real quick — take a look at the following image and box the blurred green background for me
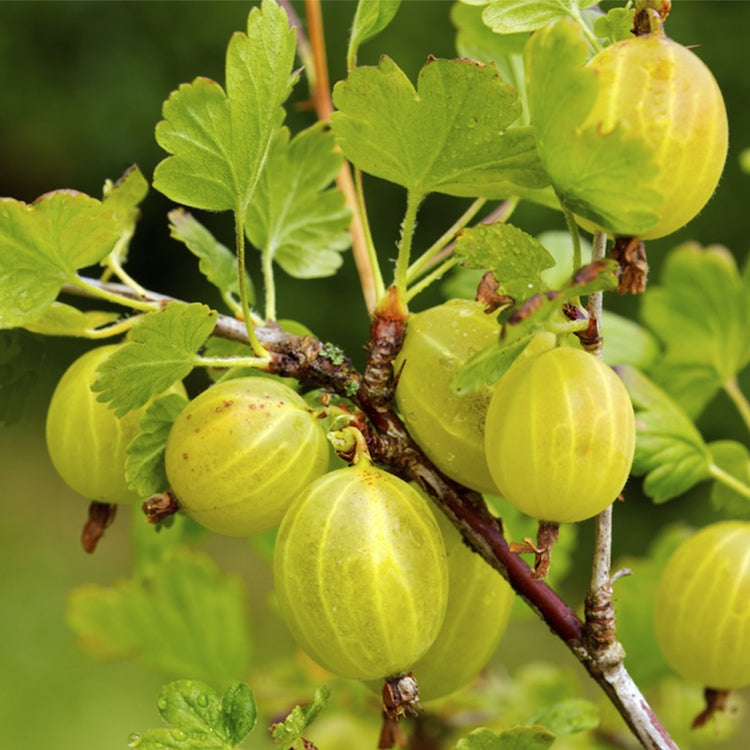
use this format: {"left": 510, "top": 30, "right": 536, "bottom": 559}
{"left": 1, "top": 1, "right": 749, "bottom": 748}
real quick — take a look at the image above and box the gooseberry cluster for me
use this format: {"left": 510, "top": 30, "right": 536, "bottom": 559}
{"left": 44, "top": 341, "right": 515, "bottom": 698}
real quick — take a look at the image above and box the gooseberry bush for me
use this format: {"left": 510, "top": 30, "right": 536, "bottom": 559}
{"left": 1, "top": 1, "right": 750, "bottom": 749}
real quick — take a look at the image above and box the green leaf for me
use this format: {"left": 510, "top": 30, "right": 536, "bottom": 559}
{"left": 168, "top": 208, "right": 252, "bottom": 303}
{"left": 271, "top": 685, "right": 330, "bottom": 746}
{"left": 525, "top": 19, "right": 661, "bottom": 235}
{"left": 221, "top": 683, "right": 258, "bottom": 746}
{"left": 641, "top": 243, "right": 750, "bottom": 419}
{"left": 126, "top": 393, "right": 190, "bottom": 497}
{"left": 536, "top": 230, "right": 591, "bottom": 289}
{"left": 454, "top": 222, "right": 555, "bottom": 300}
{"left": 452, "top": 335, "right": 532, "bottom": 396}
{"left": 613, "top": 525, "right": 689, "bottom": 686}
{"left": 709, "top": 440, "right": 750, "bottom": 519}
{"left": 451, "top": 2, "right": 529, "bottom": 87}
{"left": 331, "top": 56, "right": 548, "bottom": 198}
{"left": 0, "top": 329, "right": 44, "bottom": 425}
{"left": 0, "top": 190, "right": 120, "bottom": 328}
{"left": 22, "top": 302, "right": 120, "bottom": 337}
{"left": 452, "top": 260, "right": 618, "bottom": 393}
{"left": 526, "top": 698, "right": 599, "bottom": 735}
{"left": 67, "top": 547, "right": 251, "bottom": 684}
{"left": 92, "top": 302, "right": 216, "bottom": 416}
{"left": 129, "top": 680, "right": 256, "bottom": 750}
{"left": 153, "top": 0, "right": 298, "bottom": 213}
{"left": 481, "top": 0, "right": 599, "bottom": 35}
{"left": 600, "top": 310, "right": 660, "bottom": 370}
{"left": 348, "top": 0, "right": 402, "bottom": 64}
{"left": 131, "top": 503, "right": 208, "bottom": 582}
{"left": 454, "top": 725, "right": 555, "bottom": 750}
{"left": 617, "top": 366, "right": 712, "bottom": 503}
{"left": 103, "top": 164, "right": 149, "bottom": 236}
{"left": 245, "top": 123, "right": 351, "bottom": 279}
{"left": 593, "top": 6, "right": 636, "bottom": 44}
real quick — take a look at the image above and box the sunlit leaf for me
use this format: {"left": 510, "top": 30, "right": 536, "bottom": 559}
{"left": 618, "top": 366, "right": 711, "bottom": 503}
{"left": 270, "top": 686, "right": 330, "bottom": 745}
{"left": 593, "top": 6, "right": 636, "bottom": 44}
{"left": 153, "top": 0, "right": 297, "bottom": 213}
{"left": 245, "top": 123, "right": 351, "bottom": 279}
{"left": 451, "top": 2, "right": 528, "bottom": 93}
{"left": 92, "top": 302, "right": 217, "bottom": 416}
{"left": 102, "top": 164, "right": 149, "bottom": 251}
{"left": 455, "top": 222, "right": 555, "bottom": 300}
{"left": 128, "top": 680, "right": 256, "bottom": 750}
{"left": 452, "top": 261, "right": 617, "bottom": 393}
{"left": 481, "top": 0, "right": 599, "bottom": 35}
{"left": 126, "top": 393, "right": 190, "bottom": 498}
{"left": 168, "top": 208, "right": 252, "bottom": 303}
{"left": 22, "top": 302, "right": 120, "bottom": 337}
{"left": 332, "top": 56, "right": 547, "bottom": 198}
{"left": 348, "top": 0, "right": 402, "bottom": 65}
{"left": 0, "top": 191, "right": 119, "bottom": 328}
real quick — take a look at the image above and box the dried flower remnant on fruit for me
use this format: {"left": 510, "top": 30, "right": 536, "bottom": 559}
{"left": 81, "top": 501, "right": 118, "bottom": 553}
{"left": 379, "top": 673, "right": 421, "bottom": 749}
{"left": 142, "top": 492, "right": 179, "bottom": 524}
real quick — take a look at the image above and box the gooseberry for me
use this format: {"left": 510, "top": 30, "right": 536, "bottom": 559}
{"left": 578, "top": 30, "right": 728, "bottom": 239}
{"left": 395, "top": 299, "right": 501, "bottom": 495}
{"left": 273, "top": 461, "right": 449, "bottom": 681}
{"left": 484, "top": 346, "right": 635, "bottom": 524}
{"left": 654, "top": 521, "right": 750, "bottom": 690}
{"left": 45, "top": 344, "right": 186, "bottom": 505}
{"left": 164, "top": 377, "right": 328, "bottom": 536}
{"left": 410, "top": 506, "right": 514, "bottom": 701}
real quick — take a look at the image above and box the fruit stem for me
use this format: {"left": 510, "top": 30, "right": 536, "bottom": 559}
{"left": 71, "top": 275, "right": 159, "bottom": 313}
{"left": 723, "top": 376, "right": 750, "bottom": 434}
{"left": 560, "top": 197, "right": 583, "bottom": 275}
{"left": 234, "top": 212, "right": 269, "bottom": 358}
{"left": 406, "top": 197, "right": 486, "bottom": 283}
{"left": 393, "top": 190, "right": 424, "bottom": 308}
{"left": 708, "top": 462, "right": 750, "bottom": 501}
{"left": 405, "top": 257, "right": 457, "bottom": 304}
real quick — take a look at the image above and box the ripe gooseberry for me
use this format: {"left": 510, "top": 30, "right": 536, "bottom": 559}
{"left": 409, "top": 505, "right": 514, "bottom": 701}
{"left": 654, "top": 521, "right": 750, "bottom": 690}
{"left": 577, "top": 29, "right": 728, "bottom": 239}
{"left": 273, "top": 461, "right": 449, "bottom": 681}
{"left": 484, "top": 345, "right": 635, "bottom": 524}
{"left": 164, "top": 377, "right": 328, "bottom": 536}
{"left": 395, "top": 299, "right": 502, "bottom": 495}
{"left": 45, "top": 345, "right": 186, "bottom": 505}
